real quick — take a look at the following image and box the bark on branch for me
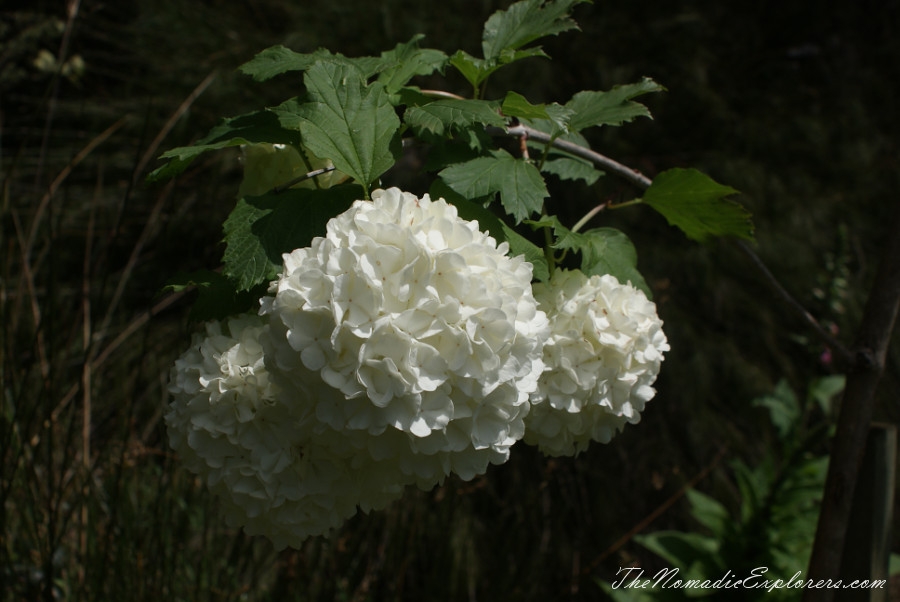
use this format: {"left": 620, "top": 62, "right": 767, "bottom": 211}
{"left": 803, "top": 203, "right": 900, "bottom": 602}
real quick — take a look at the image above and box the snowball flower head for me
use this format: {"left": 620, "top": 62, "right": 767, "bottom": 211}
{"left": 166, "top": 314, "right": 380, "bottom": 548}
{"left": 525, "top": 269, "right": 669, "bottom": 456}
{"left": 262, "top": 187, "right": 548, "bottom": 482}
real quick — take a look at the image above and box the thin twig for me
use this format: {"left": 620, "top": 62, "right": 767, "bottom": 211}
{"left": 52, "top": 288, "right": 187, "bottom": 422}
{"left": 92, "top": 179, "right": 175, "bottom": 347}
{"left": 734, "top": 240, "right": 853, "bottom": 365}
{"left": 570, "top": 203, "right": 607, "bottom": 233}
{"left": 27, "top": 116, "right": 130, "bottom": 254}
{"left": 133, "top": 71, "right": 219, "bottom": 184}
{"left": 491, "top": 122, "right": 852, "bottom": 367}
{"left": 490, "top": 123, "right": 653, "bottom": 189}
{"left": 272, "top": 166, "right": 337, "bottom": 193}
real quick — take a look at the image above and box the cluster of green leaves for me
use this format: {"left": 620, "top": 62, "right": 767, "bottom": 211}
{"left": 600, "top": 377, "right": 845, "bottom": 602}
{"left": 150, "top": 0, "right": 753, "bottom": 320}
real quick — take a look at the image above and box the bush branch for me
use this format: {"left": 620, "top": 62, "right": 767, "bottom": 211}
{"left": 493, "top": 122, "right": 850, "bottom": 363}
{"left": 803, "top": 204, "right": 900, "bottom": 601}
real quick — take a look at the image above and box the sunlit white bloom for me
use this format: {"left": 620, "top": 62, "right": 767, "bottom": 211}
{"left": 168, "top": 188, "right": 552, "bottom": 548}
{"left": 263, "top": 187, "right": 549, "bottom": 483}
{"left": 525, "top": 269, "right": 669, "bottom": 456}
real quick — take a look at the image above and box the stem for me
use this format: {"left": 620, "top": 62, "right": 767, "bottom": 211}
{"left": 570, "top": 203, "right": 606, "bottom": 234}
{"left": 606, "top": 198, "right": 644, "bottom": 210}
{"left": 272, "top": 167, "right": 337, "bottom": 193}
{"left": 488, "top": 122, "right": 850, "bottom": 364}
{"left": 489, "top": 123, "right": 653, "bottom": 190}
{"left": 491, "top": 112, "right": 893, "bottom": 593}
{"left": 734, "top": 241, "right": 852, "bottom": 365}
{"left": 419, "top": 89, "right": 467, "bottom": 100}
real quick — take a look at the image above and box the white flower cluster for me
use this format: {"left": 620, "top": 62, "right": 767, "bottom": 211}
{"left": 524, "top": 269, "right": 670, "bottom": 456}
{"left": 166, "top": 314, "right": 361, "bottom": 547}
{"left": 167, "top": 188, "right": 669, "bottom": 547}
{"left": 167, "top": 188, "right": 549, "bottom": 547}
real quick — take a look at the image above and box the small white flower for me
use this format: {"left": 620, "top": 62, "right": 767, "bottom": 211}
{"left": 525, "top": 269, "right": 669, "bottom": 456}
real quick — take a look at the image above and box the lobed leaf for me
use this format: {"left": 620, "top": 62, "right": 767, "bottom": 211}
{"left": 239, "top": 45, "right": 390, "bottom": 81}
{"left": 503, "top": 224, "right": 550, "bottom": 282}
{"left": 438, "top": 149, "right": 548, "bottom": 222}
{"left": 481, "top": 0, "right": 589, "bottom": 61}
{"left": 529, "top": 215, "right": 650, "bottom": 295}
{"left": 147, "top": 110, "right": 301, "bottom": 182}
{"left": 222, "top": 185, "right": 363, "bottom": 291}
{"left": 404, "top": 98, "right": 505, "bottom": 137}
{"left": 376, "top": 35, "right": 448, "bottom": 94}
{"left": 539, "top": 155, "right": 603, "bottom": 185}
{"left": 449, "top": 48, "right": 549, "bottom": 91}
{"left": 448, "top": 51, "right": 493, "bottom": 91}
{"left": 643, "top": 168, "right": 754, "bottom": 242}
{"left": 239, "top": 46, "right": 331, "bottom": 81}
{"left": 501, "top": 91, "right": 572, "bottom": 130}
{"left": 806, "top": 375, "right": 845, "bottom": 414}
{"left": 288, "top": 61, "right": 401, "bottom": 195}
{"left": 565, "top": 78, "right": 665, "bottom": 132}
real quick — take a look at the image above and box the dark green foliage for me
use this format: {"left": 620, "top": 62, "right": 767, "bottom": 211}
{"left": 601, "top": 378, "right": 843, "bottom": 601}
{"left": 221, "top": 186, "right": 362, "bottom": 291}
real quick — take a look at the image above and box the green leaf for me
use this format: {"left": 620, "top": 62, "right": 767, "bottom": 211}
{"left": 404, "top": 98, "right": 505, "bottom": 137}
{"left": 578, "top": 228, "right": 651, "bottom": 296}
{"left": 753, "top": 379, "right": 800, "bottom": 440}
{"left": 222, "top": 185, "right": 363, "bottom": 290}
{"left": 540, "top": 155, "right": 603, "bottom": 185}
{"left": 147, "top": 110, "right": 301, "bottom": 182}
{"left": 807, "top": 375, "right": 845, "bottom": 414}
{"left": 501, "top": 91, "right": 572, "bottom": 129}
{"left": 503, "top": 224, "right": 549, "bottom": 282}
{"left": 376, "top": 35, "right": 448, "bottom": 94}
{"left": 237, "top": 143, "right": 344, "bottom": 197}
{"left": 290, "top": 61, "right": 401, "bottom": 195}
{"left": 529, "top": 215, "right": 650, "bottom": 296}
{"left": 438, "top": 149, "right": 548, "bottom": 222}
{"left": 448, "top": 51, "right": 494, "bottom": 91}
{"left": 522, "top": 122, "right": 603, "bottom": 184}
{"left": 448, "top": 47, "right": 550, "bottom": 92}
{"left": 686, "top": 489, "right": 732, "bottom": 537}
{"left": 634, "top": 531, "right": 719, "bottom": 573}
{"left": 643, "top": 168, "right": 753, "bottom": 242}
{"left": 565, "top": 78, "right": 665, "bottom": 132}
{"left": 240, "top": 45, "right": 388, "bottom": 80}
{"left": 238, "top": 46, "right": 331, "bottom": 81}
{"left": 481, "top": 0, "right": 589, "bottom": 61}
{"left": 163, "top": 270, "right": 265, "bottom": 322}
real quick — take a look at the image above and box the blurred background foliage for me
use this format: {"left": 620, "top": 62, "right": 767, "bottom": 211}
{"left": 2, "top": 0, "right": 898, "bottom": 600}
